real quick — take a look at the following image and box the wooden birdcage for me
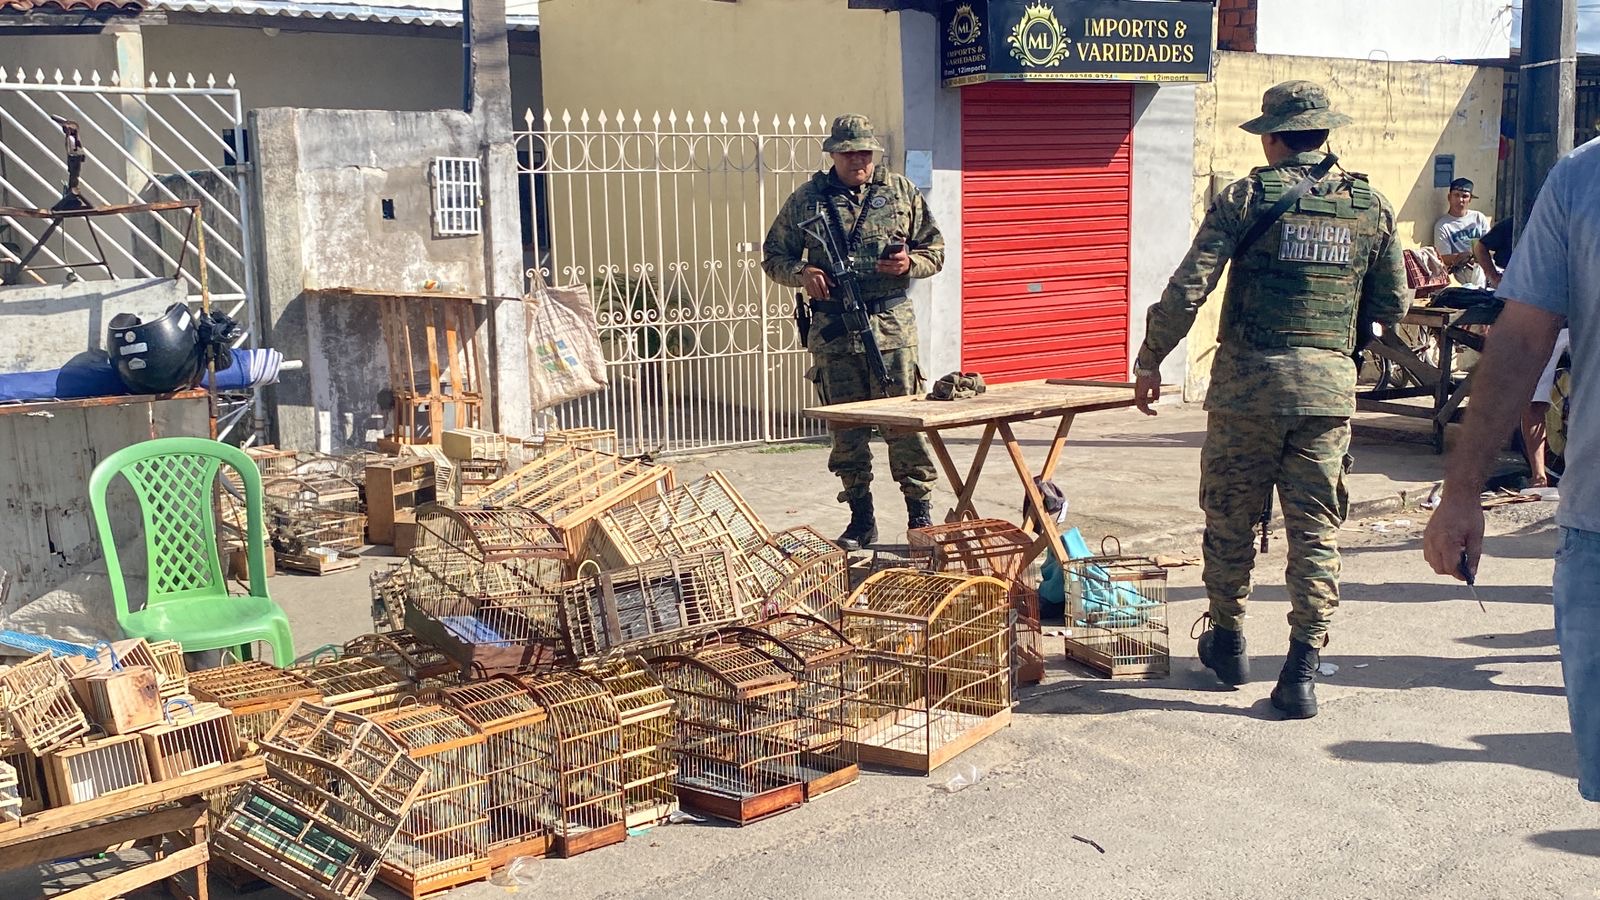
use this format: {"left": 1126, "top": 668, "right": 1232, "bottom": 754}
{"left": 43, "top": 732, "right": 153, "bottom": 804}
{"left": 293, "top": 656, "right": 415, "bottom": 716}
{"left": 1064, "top": 546, "right": 1170, "bottom": 679}
{"left": 188, "top": 660, "right": 323, "bottom": 741}
{"left": 765, "top": 526, "right": 850, "bottom": 623}
{"left": 647, "top": 642, "right": 805, "bottom": 825}
{"left": 512, "top": 671, "right": 626, "bottom": 857}
{"left": 265, "top": 475, "right": 368, "bottom": 572}
{"left": 405, "top": 544, "right": 568, "bottom": 676}
{"left": 1, "top": 743, "right": 48, "bottom": 814}
{"left": 586, "top": 472, "right": 772, "bottom": 570}
{"left": 63, "top": 637, "right": 190, "bottom": 706}
{"left": 562, "top": 551, "right": 745, "bottom": 660}
{"left": 215, "top": 701, "right": 428, "bottom": 900}
{"left": 148, "top": 639, "right": 189, "bottom": 701}
{"left": 0, "top": 759, "right": 21, "bottom": 826}
{"left": 709, "top": 614, "right": 861, "bottom": 800}
{"left": 909, "top": 518, "right": 1044, "bottom": 686}
{"left": 414, "top": 504, "right": 567, "bottom": 565}
{"left": 473, "top": 446, "right": 675, "bottom": 561}
{"left": 437, "top": 677, "right": 555, "bottom": 865}
{"left": 455, "top": 459, "right": 508, "bottom": 505}
{"left": 342, "top": 632, "right": 460, "bottom": 691}
{"left": 370, "top": 704, "right": 492, "bottom": 899}
{"left": 442, "top": 427, "right": 511, "bottom": 462}
{"left": 841, "top": 569, "right": 1011, "bottom": 774}
{"left": 372, "top": 562, "right": 410, "bottom": 632}
{"left": 140, "top": 698, "right": 240, "bottom": 780}
{"left": 0, "top": 652, "right": 90, "bottom": 754}
{"left": 583, "top": 655, "right": 677, "bottom": 828}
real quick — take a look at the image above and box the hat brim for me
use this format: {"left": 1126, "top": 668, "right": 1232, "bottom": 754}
{"left": 1239, "top": 109, "right": 1354, "bottom": 135}
{"left": 822, "top": 138, "right": 884, "bottom": 152}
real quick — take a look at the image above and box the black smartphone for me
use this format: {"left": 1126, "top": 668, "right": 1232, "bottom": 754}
{"left": 881, "top": 241, "right": 907, "bottom": 258}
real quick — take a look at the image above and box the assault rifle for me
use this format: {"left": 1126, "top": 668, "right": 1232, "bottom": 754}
{"left": 796, "top": 212, "right": 892, "bottom": 391}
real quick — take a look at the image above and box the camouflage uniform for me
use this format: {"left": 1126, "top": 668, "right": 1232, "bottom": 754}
{"left": 761, "top": 115, "right": 944, "bottom": 502}
{"left": 1135, "top": 83, "right": 1410, "bottom": 647}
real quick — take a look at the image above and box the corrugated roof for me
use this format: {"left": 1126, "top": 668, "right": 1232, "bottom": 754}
{"left": 0, "top": 0, "right": 144, "bottom": 13}
{"left": 145, "top": 0, "right": 538, "bottom": 29}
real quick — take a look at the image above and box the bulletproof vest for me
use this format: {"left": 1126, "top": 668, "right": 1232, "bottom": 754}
{"left": 1220, "top": 167, "right": 1381, "bottom": 352}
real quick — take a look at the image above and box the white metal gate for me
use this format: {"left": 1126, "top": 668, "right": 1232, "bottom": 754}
{"left": 0, "top": 67, "right": 260, "bottom": 439}
{"left": 518, "top": 109, "right": 832, "bottom": 455}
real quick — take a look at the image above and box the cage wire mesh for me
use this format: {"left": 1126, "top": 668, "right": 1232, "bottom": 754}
{"left": 43, "top": 732, "right": 153, "bottom": 804}
{"left": 764, "top": 526, "right": 850, "bottom": 623}
{"left": 263, "top": 475, "right": 367, "bottom": 559}
{"left": 369, "top": 703, "right": 492, "bottom": 898}
{"left": 437, "top": 677, "right": 556, "bottom": 862}
{"left": 561, "top": 551, "right": 745, "bottom": 661}
{"left": 513, "top": 670, "right": 627, "bottom": 857}
{"left": 581, "top": 655, "right": 677, "bottom": 828}
{"left": 646, "top": 642, "right": 805, "bottom": 824}
{"left": 0, "top": 743, "right": 47, "bottom": 814}
{"left": 841, "top": 569, "right": 1011, "bottom": 773}
{"left": 404, "top": 534, "right": 569, "bottom": 676}
{"left": 371, "top": 563, "right": 411, "bottom": 632}
{"left": 140, "top": 699, "right": 241, "bottom": 780}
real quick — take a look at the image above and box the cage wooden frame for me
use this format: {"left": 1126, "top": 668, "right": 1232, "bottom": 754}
{"left": 441, "top": 427, "right": 512, "bottom": 462}
{"left": 0, "top": 651, "right": 90, "bottom": 754}
{"left": 413, "top": 503, "right": 567, "bottom": 563}
{"left": 513, "top": 670, "right": 628, "bottom": 857}
{"left": 0, "top": 743, "right": 47, "bottom": 815}
{"left": 437, "top": 677, "right": 555, "bottom": 865}
{"left": 404, "top": 543, "right": 569, "bottom": 676}
{"left": 372, "top": 562, "right": 410, "bottom": 632}
{"left": 0, "top": 759, "right": 20, "bottom": 825}
{"left": 342, "top": 631, "right": 461, "bottom": 689}
{"left": 292, "top": 656, "right": 416, "bottom": 716}
{"left": 840, "top": 569, "right": 1012, "bottom": 774}
{"left": 42, "top": 731, "right": 154, "bottom": 805}
{"left": 764, "top": 526, "right": 851, "bottom": 623}
{"left": 585, "top": 471, "right": 772, "bottom": 570}
{"left": 1063, "top": 550, "right": 1170, "bottom": 679}
{"left": 708, "top": 613, "right": 861, "bottom": 800}
{"left": 561, "top": 550, "right": 745, "bottom": 661}
{"left": 188, "top": 660, "right": 323, "bottom": 742}
{"left": 366, "top": 457, "right": 438, "bottom": 546}
{"left": 214, "top": 701, "right": 428, "bottom": 900}
{"left": 646, "top": 642, "right": 805, "bottom": 825}
{"left": 908, "top": 518, "right": 1044, "bottom": 687}
{"left": 369, "top": 703, "right": 492, "bottom": 899}
{"left": 472, "top": 446, "right": 675, "bottom": 562}
{"left": 148, "top": 639, "right": 190, "bottom": 701}
{"left": 582, "top": 655, "right": 677, "bottom": 828}
{"left": 140, "top": 698, "right": 241, "bottom": 780}
{"left": 263, "top": 474, "right": 368, "bottom": 555}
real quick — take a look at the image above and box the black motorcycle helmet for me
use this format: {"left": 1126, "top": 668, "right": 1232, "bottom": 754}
{"left": 107, "top": 302, "right": 203, "bottom": 393}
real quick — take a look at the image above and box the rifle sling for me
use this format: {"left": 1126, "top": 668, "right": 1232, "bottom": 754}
{"left": 1232, "top": 153, "right": 1339, "bottom": 259}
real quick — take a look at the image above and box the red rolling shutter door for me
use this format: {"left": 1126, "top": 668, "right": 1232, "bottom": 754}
{"left": 960, "top": 82, "right": 1133, "bottom": 382}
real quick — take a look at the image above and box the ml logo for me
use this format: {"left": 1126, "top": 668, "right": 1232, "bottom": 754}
{"left": 1008, "top": 0, "right": 1071, "bottom": 67}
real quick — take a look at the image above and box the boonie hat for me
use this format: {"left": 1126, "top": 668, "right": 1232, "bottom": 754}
{"left": 822, "top": 114, "right": 885, "bottom": 153}
{"left": 1240, "top": 81, "right": 1353, "bottom": 134}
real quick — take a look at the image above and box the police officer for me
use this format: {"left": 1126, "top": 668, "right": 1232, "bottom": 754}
{"left": 1132, "top": 82, "right": 1409, "bottom": 718}
{"left": 762, "top": 114, "right": 944, "bottom": 549}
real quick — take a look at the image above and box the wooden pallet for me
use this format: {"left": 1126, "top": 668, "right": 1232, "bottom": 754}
{"left": 279, "top": 551, "right": 361, "bottom": 576}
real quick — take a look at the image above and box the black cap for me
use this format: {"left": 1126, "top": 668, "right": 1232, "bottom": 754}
{"left": 1449, "top": 178, "right": 1475, "bottom": 194}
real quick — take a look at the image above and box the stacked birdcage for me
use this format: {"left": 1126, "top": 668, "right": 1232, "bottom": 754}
{"left": 148, "top": 640, "right": 190, "bottom": 701}
{"left": 1, "top": 742, "right": 48, "bottom": 815}
{"left": 647, "top": 642, "right": 805, "bottom": 825}
{"left": 342, "top": 632, "right": 461, "bottom": 698}
{"left": 582, "top": 655, "right": 676, "bottom": 828}
{"left": 413, "top": 504, "right": 567, "bottom": 570}
{"left": 213, "top": 702, "right": 428, "bottom": 900}
{"left": 764, "top": 526, "right": 850, "bottom": 623}
{"left": 188, "top": 660, "right": 323, "bottom": 742}
{"left": 371, "top": 563, "right": 410, "bottom": 632}
{"left": 42, "top": 732, "right": 152, "bottom": 805}
{"left": 369, "top": 704, "right": 491, "bottom": 899}
{"left": 711, "top": 613, "right": 861, "bottom": 799}
{"left": 472, "top": 445, "right": 675, "bottom": 561}
{"left": 909, "top": 518, "right": 1044, "bottom": 686}
{"left": 514, "top": 671, "right": 627, "bottom": 857}
{"left": 841, "top": 569, "right": 1011, "bottom": 774}
{"left": 139, "top": 698, "right": 240, "bottom": 780}
{"left": 1063, "top": 540, "right": 1169, "bottom": 679}
{"left": 292, "top": 656, "right": 415, "bottom": 716}
{"left": 562, "top": 551, "right": 745, "bottom": 660}
{"left": 405, "top": 546, "right": 568, "bottom": 677}
{"left": 0, "top": 652, "right": 89, "bottom": 754}
{"left": 437, "top": 677, "right": 555, "bottom": 865}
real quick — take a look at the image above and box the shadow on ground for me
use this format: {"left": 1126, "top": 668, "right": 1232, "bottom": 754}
{"left": 1326, "top": 731, "right": 1577, "bottom": 779}
{"left": 1528, "top": 829, "right": 1600, "bottom": 858}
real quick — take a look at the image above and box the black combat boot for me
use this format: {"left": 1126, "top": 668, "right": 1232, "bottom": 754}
{"left": 1195, "top": 614, "right": 1250, "bottom": 687}
{"left": 837, "top": 492, "right": 878, "bottom": 550}
{"left": 1270, "top": 640, "right": 1321, "bottom": 719}
{"left": 906, "top": 497, "right": 933, "bottom": 532}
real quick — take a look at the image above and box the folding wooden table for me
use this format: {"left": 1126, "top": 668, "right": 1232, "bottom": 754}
{"left": 1357, "top": 304, "right": 1498, "bottom": 454}
{"left": 805, "top": 379, "right": 1138, "bottom": 569}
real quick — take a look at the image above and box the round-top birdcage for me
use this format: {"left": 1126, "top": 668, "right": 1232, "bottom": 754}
{"left": 413, "top": 504, "right": 566, "bottom": 568}
{"left": 512, "top": 670, "right": 627, "bottom": 857}
{"left": 581, "top": 654, "right": 676, "bottom": 828}
{"left": 437, "top": 676, "right": 555, "bottom": 865}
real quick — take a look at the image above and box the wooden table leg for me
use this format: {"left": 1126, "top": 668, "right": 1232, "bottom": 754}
{"left": 998, "top": 421, "right": 1070, "bottom": 572}
{"left": 928, "top": 424, "right": 995, "bottom": 523}
{"left": 1020, "top": 414, "right": 1075, "bottom": 533}
{"left": 1434, "top": 324, "right": 1455, "bottom": 454}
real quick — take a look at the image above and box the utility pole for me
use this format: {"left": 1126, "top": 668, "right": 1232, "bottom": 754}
{"left": 1512, "top": 0, "right": 1578, "bottom": 236}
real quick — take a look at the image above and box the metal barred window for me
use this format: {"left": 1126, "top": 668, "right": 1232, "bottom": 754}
{"left": 430, "top": 156, "right": 482, "bottom": 236}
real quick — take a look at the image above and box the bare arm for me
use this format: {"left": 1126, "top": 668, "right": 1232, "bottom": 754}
{"left": 1473, "top": 240, "right": 1501, "bottom": 288}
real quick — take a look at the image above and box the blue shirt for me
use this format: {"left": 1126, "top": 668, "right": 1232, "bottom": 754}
{"left": 1496, "top": 137, "right": 1600, "bottom": 532}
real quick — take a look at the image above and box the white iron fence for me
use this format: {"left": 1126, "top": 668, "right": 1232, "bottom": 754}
{"left": 518, "top": 109, "right": 834, "bottom": 455}
{"left": 0, "top": 68, "right": 260, "bottom": 439}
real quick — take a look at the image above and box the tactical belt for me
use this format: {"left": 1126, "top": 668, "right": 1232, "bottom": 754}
{"left": 809, "top": 294, "right": 908, "bottom": 316}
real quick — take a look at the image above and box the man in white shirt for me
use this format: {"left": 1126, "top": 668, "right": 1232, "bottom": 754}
{"left": 1434, "top": 178, "right": 1491, "bottom": 288}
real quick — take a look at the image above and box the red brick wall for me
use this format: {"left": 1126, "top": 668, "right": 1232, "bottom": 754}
{"left": 1217, "top": 0, "right": 1258, "bottom": 52}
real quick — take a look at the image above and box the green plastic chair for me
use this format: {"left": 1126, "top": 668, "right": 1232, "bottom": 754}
{"left": 88, "top": 436, "right": 294, "bottom": 666}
